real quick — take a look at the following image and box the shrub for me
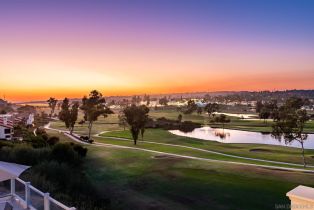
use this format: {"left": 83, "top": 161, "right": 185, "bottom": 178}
{"left": 0, "top": 145, "right": 51, "bottom": 165}
{"left": 73, "top": 145, "right": 88, "bottom": 157}
{"left": 30, "top": 135, "right": 47, "bottom": 148}
{"left": 50, "top": 143, "right": 81, "bottom": 165}
{"left": 47, "top": 136, "right": 59, "bottom": 146}
{"left": 0, "top": 140, "right": 14, "bottom": 149}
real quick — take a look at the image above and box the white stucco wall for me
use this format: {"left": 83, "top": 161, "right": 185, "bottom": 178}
{"left": 287, "top": 186, "right": 314, "bottom": 210}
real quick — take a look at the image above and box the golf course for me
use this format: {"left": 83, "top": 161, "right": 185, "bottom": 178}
{"left": 47, "top": 108, "right": 314, "bottom": 210}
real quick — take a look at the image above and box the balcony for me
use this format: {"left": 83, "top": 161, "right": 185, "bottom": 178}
{"left": 0, "top": 161, "right": 75, "bottom": 210}
{"left": 0, "top": 178, "right": 76, "bottom": 210}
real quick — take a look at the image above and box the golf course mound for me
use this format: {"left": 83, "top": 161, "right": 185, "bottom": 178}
{"left": 250, "top": 148, "right": 272, "bottom": 153}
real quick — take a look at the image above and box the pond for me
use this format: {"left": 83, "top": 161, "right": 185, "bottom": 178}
{"left": 169, "top": 127, "right": 314, "bottom": 149}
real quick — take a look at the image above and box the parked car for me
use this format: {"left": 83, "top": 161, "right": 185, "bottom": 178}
{"left": 79, "top": 136, "right": 94, "bottom": 144}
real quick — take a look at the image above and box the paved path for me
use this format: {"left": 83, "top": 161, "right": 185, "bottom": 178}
{"left": 45, "top": 124, "right": 314, "bottom": 173}
{"left": 45, "top": 123, "right": 90, "bottom": 145}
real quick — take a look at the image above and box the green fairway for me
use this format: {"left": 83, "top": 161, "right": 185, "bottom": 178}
{"left": 149, "top": 109, "right": 314, "bottom": 133}
{"left": 45, "top": 128, "right": 314, "bottom": 210}
{"left": 85, "top": 146, "right": 314, "bottom": 210}
{"left": 49, "top": 109, "right": 314, "bottom": 136}
{"left": 209, "top": 117, "right": 314, "bottom": 133}
{"left": 100, "top": 129, "right": 314, "bottom": 166}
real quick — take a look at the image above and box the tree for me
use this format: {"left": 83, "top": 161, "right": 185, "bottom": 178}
{"left": 34, "top": 111, "right": 49, "bottom": 127}
{"left": 47, "top": 97, "right": 58, "bottom": 117}
{"left": 285, "top": 97, "right": 304, "bottom": 110}
{"left": 259, "top": 107, "right": 271, "bottom": 123}
{"left": 197, "top": 107, "right": 203, "bottom": 115}
{"left": 159, "top": 97, "right": 169, "bottom": 106}
{"left": 59, "top": 98, "right": 79, "bottom": 134}
{"left": 272, "top": 98, "right": 310, "bottom": 167}
{"left": 204, "top": 103, "right": 219, "bottom": 118}
{"left": 177, "top": 114, "right": 183, "bottom": 123}
{"left": 80, "top": 90, "right": 113, "bottom": 139}
{"left": 123, "top": 105, "right": 149, "bottom": 145}
{"left": 144, "top": 94, "right": 150, "bottom": 106}
{"left": 131, "top": 95, "right": 141, "bottom": 105}
{"left": 255, "top": 101, "right": 263, "bottom": 113}
{"left": 184, "top": 100, "right": 197, "bottom": 114}
{"left": 59, "top": 98, "right": 70, "bottom": 129}
{"left": 211, "top": 114, "right": 230, "bottom": 129}
{"left": 118, "top": 112, "right": 127, "bottom": 130}
{"left": 140, "top": 127, "right": 145, "bottom": 140}
{"left": 256, "top": 100, "right": 278, "bottom": 122}
{"left": 69, "top": 102, "right": 79, "bottom": 134}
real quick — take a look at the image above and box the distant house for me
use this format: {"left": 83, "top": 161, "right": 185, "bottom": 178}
{"left": 26, "top": 113, "right": 34, "bottom": 126}
{"left": 0, "top": 115, "right": 14, "bottom": 140}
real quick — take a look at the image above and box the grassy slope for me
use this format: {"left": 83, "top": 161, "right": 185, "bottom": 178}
{"left": 85, "top": 146, "right": 314, "bottom": 210}
{"left": 47, "top": 109, "right": 314, "bottom": 209}
{"left": 47, "top": 128, "right": 314, "bottom": 210}
{"left": 100, "top": 129, "right": 314, "bottom": 166}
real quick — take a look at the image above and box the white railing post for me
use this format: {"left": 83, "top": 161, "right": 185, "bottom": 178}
{"left": 44, "top": 193, "right": 50, "bottom": 210}
{"left": 10, "top": 178, "right": 15, "bottom": 195}
{"left": 25, "top": 182, "right": 31, "bottom": 208}
{"left": 69, "top": 207, "right": 76, "bottom": 210}
{"left": 287, "top": 185, "right": 314, "bottom": 210}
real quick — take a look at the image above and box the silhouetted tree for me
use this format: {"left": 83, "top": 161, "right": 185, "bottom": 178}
{"left": 184, "top": 100, "right": 197, "bottom": 114}
{"left": 144, "top": 94, "right": 150, "bottom": 106}
{"left": 197, "top": 107, "right": 203, "bottom": 115}
{"left": 255, "top": 101, "right": 263, "bottom": 113}
{"left": 131, "top": 95, "right": 141, "bottom": 105}
{"left": 47, "top": 97, "right": 58, "bottom": 117}
{"left": 205, "top": 103, "right": 219, "bottom": 118}
{"left": 259, "top": 107, "right": 271, "bottom": 124}
{"left": 118, "top": 112, "right": 127, "bottom": 130}
{"left": 159, "top": 97, "right": 169, "bottom": 106}
{"left": 211, "top": 114, "right": 230, "bottom": 129}
{"left": 177, "top": 114, "right": 183, "bottom": 123}
{"left": 123, "top": 105, "right": 149, "bottom": 145}
{"left": 80, "top": 90, "right": 113, "bottom": 139}
{"left": 59, "top": 98, "right": 79, "bottom": 134}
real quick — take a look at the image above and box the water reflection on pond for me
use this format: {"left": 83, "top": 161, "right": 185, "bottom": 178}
{"left": 169, "top": 127, "right": 314, "bottom": 149}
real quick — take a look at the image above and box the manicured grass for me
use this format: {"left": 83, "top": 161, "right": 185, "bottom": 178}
{"left": 50, "top": 109, "right": 314, "bottom": 136}
{"left": 49, "top": 128, "right": 314, "bottom": 210}
{"left": 50, "top": 112, "right": 121, "bottom": 135}
{"left": 150, "top": 109, "right": 314, "bottom": 133}
{"left": 47, "top": 109, "right": 314, "bottom": 210}
{"left": 100, "top": 129, "right": 314, "bottom": 166}
{"left": 149, "top": 109, "right": 208, "bottom": 124}
{"left": 85, "top": 146, "right": 314, "bottom": 210}
{"left": 209, "top": 118, "right": 314, "bottom": 133}
{"left": 45, "top": 129, "right": 73, "bottom": 142}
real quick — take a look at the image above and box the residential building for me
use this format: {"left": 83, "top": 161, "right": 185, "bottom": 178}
{"left": 0, "top": 115, "right": 13, "bottom": 140}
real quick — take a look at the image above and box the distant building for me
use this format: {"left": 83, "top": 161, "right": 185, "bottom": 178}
{"left": 26, "top": 113, "right": 34, "bottom": 126}
{"left": 0, "top": 115, "right": 14, "bottom": 140}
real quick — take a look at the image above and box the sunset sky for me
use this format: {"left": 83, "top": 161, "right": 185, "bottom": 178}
{"left": 0, "top": 0, "right": 314, "bottom": 102}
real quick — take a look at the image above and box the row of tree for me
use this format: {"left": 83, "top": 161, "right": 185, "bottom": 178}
{"left": 48, "top": 90, "right": 150, "bottom": 145}
{"left": 48, "top": 92, "right": 311, "bottom": 167}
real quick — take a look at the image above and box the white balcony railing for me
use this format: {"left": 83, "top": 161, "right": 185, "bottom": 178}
{"left": 6, "top": 178, "right": 76, "bottom": 210}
